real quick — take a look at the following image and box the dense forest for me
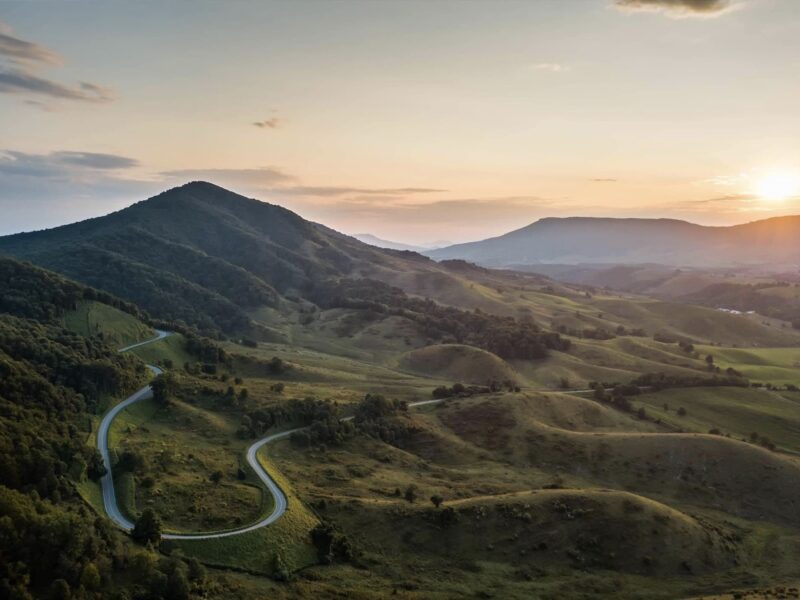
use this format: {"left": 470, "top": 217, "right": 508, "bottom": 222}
{"left": 0, "top": 257, "right": 146, "bottom": 325}
{"left": 0, "top": 259, "right": 206, "bottom": 598}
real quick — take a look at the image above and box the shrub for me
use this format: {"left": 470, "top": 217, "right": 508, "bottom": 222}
{"left": 132, "top": 509, "right": 162, "bottom": 545}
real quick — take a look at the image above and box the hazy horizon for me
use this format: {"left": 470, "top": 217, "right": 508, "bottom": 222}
{"left": 4, "top": 178, "right": 800, "bottom": 249}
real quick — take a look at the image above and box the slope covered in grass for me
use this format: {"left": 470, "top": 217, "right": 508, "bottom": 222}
{"left": 64, "top": 299, "right": 154, "bottom": 348}
{"left": 397, "top": 344, "right": 520, "bottom": 385}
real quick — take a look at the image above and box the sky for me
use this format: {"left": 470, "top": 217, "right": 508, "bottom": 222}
{"left": 1, "top": 0, "right": 800, "bottom": 245}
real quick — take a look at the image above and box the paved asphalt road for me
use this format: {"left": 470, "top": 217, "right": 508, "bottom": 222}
{"left": 98, "top": 330, "right": 599, "bottom": 539}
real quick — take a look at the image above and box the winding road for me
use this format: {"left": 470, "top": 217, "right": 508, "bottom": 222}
{"left": 99, "top": 330, "right": 308, "bottom": 540}
{"left": 98, "top": 330, "right": 598, "bottom": 539}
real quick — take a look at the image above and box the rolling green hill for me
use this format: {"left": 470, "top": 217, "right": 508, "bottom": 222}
{"left": 5, "top": 187, "right": 800, "bottom": 598}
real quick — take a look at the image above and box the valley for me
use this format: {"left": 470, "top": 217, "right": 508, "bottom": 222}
{"left": 2, "top": 184, "right": 800, "bottom": 599}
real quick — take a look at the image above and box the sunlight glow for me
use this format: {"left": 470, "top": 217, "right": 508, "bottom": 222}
{"left": 754, "top": 170, "right": 800, "bottom": 202}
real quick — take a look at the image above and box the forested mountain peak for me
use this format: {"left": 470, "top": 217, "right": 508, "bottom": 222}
{"left": 0, "top": 183, "right": 497, "bottom": 335}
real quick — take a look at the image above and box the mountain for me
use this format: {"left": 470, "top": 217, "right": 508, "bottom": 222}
{"left": 0, "top": 182, "right": 537, "bottom": 335}
{"left": 353, "top": 233, "right": 429, "bottom": 252}
{"left": 428, "top": 216, "right": 800, "bottom": 268}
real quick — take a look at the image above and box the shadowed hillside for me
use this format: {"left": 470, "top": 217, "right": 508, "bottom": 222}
{"left": 0, "top": 182, "right": 549, "bottom": 336}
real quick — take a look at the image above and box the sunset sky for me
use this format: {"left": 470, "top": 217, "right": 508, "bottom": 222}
{"left": 2, "top": 0, "right": 799, "bottom": 244}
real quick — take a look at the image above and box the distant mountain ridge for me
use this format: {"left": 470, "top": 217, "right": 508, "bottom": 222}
{"left": 428, "top": 216, "right": 800, "bottom": 268}
{"left": 353, "top": 233, "right": 429, "bottom": 252}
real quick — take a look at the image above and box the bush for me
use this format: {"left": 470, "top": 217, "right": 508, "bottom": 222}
{"left": 404, "top": 485, "right": 417, "bottom": 503}
{"left": 132, "top": 508, "right": 162, "bottom": 545}
{"left": 311, "top": 522, "right": 354, "bottom": 565}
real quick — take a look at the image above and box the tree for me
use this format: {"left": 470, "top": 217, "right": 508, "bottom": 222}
{"left": 50, "top": 579, "right": 71, "bottom": 600}
{"left": 186, "top": 557, "right": 206, "bottom": 583}
{"left": 132, "top": 508, "right": 162, "bottom": 545}
{"left": 430, "top": 494, "right": 444, "bottom": 508}
{"left": 271, "top": 553, "right": 290, "bottom": 582}
{"left": 118, "top": 449, "right": 145, "bottom": 473}
{"left": 210, "top": 470, "right": 224, "bottom": 484}
{"left": 705, "top": 354, "right": 715, "bottom": 370}
{"left": 166, "top": 569, "right": 190, "bottom": 600}
{"left": 151, "top": 373, "right": 175, "bottom": 406}
{"left": 404, "top": 484, "right": 417, "bottom": 504}
{"left": 677, "top": 406, "right": 687, "bottom": 417}
{"left": 268, "top": 356, "right": 286, "bottom": 374}
{"left": 310, "top": 522, "right": 353, "bottom": 565}
{"left": 86, "top": 448, "right": 107, "bottom": 480}
{"left": 80, "top": 563, "right": 101, "bottom": 590}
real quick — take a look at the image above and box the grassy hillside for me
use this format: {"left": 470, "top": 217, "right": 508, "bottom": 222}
{"left": 632, "top": 387, "right": 800, "bottom": 453}
{"left": 397, "top": 344, "right": 520, "bottom": 385}
{"left": 696, "top": 346, "right": 800, "bottom": 386}
{"left": 64, "top": 299, "right": 154, "bottom": 348}
{"left": 6, "top": 189, "right": 800, "bottom": 598}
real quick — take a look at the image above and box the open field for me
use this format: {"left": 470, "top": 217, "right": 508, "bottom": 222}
{"left": 64, "top": 299, "right": 154, "bottom": 348}
{"left": 697, "top": 345, "right": 800, "bottom": 387}
{"left": 632, "top": 387, "right": 800, "bottom": 453}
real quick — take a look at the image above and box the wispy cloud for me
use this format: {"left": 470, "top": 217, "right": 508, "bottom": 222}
{"left": 161, "top": 167, "right": 295, "bottom": 190}
{"left": 0, "top": 149, "right": 154, "bottom": 234}
{"left": 591, "top": 178, "right": 618, "bottom": 182}
{"left": 614, "top": 0, "right": 740, "bottom": 18}
{"left": 0, "top": 150, "right": 139, "bottom": 178}
{"left": 160, "top": 167, "right": 445, "bottom": 198}
{"left": 0, "top": 25, "right": 61, "bottom": 66}
{"left": 531, "top": 63, "right": 569, "bottom": 73}
{"left": 0, "top": 21, "right": 114, "bottom": 106}
{"left": 253, "top": 118, "right": 281, "bottom": 129}
{"left": 278, "top": 185, "right": 445, "bottom": 197}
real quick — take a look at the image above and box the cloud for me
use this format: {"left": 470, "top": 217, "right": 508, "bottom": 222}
{"left": 591, "top": 178, "right": 618, "bottom": 182}
{"left": 53, "top": 151, "right": 139, "bottom": 170}
{"left": 0, "top": 70, "right": 113, "bottom": 102}
{"left": 0, "top": 27, "right": 61, "bottom": 66}
{"left": 253, "top": 118, "right": 281, "bottom": 129}
{"left": 0, "top": 21, "right": 114, "bottom": 105}
{"left": 0, "top": 150, "right": 139, "bottom": 179}
{"left": 278, "top": 185, "right": 445, "bottom": 197}
{"left": 614, "top": 0, "right": 738, "bottom": 18}
{"left": 160, "top": 167, "right": 444, "bottom": 198}
{"left": 0, "top": 149, "right": 155, "bottom": 234}
{"left": 161, "top": 167, "right": 296, "bottom": 192}
{"left": 531, "top": 63, "right": 568, "bottom": 73}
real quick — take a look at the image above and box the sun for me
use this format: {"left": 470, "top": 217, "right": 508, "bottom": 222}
{"left": 754, "top": 170, "right": 800, "bottom": 202}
